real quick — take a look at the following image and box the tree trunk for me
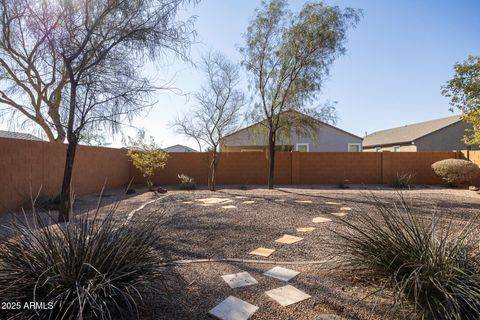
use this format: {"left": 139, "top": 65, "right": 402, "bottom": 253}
{"left": 268, "top": 131, "right": 276, "bottom": 189}
{"left": 209, "top": 150, "right": 217, "bottom": 191}
{"left": 58, "top": 72, "right": 78, "bottom": 222}
{"left": 58, "top": 138, "right": 78, "bottom": 222}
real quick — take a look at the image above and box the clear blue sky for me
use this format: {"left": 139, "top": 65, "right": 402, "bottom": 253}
{"left": 129, "top": 0, "right": 479, "bottom": 149}
{"left": 6, "top": 1, "right": 479, "bottom": 148}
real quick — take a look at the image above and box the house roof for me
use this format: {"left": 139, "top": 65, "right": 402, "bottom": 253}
{"left": 0, "top": 130, "right": 43, "bottom": 141}
{"left": 222, "top": 109, "right": 363, "bottom": 141}
{"left": 363, "top": 115, "right": 462, "bottom": 147}
{"left": 163, "top": 144, "right": 197, "bottom": 152}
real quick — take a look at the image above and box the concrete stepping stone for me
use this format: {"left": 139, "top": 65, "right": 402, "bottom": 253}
{"left": 197, "top": 197, "right": 233, "bottom": 205}
{"left": 275, "top": 234, "right": 303, "bottom": 244}
{"left": 296, "top": 227, "right": 316, "bottom": 232}
{"left": 208, "top": 296, "right": 258, "bottom": 320}
{"left": 312, "top": 217, "right": 332, "bottom": 223}
{"left": 222, "top": 272, "right": 258, "bottom": 288}
{"left": 325, "top": 201, "right": 341, "bottom": 205}
{"left": 222, "top": 205, "right": 237, "bottom": 209}
{"left": 242, "top": 201, "right": 255, "bottom": 204}
{"left": 294, "top": 200, "right": 312, "bottom": 203}
{"left": 340, "top": 207, "right": 352, "bottom": 211}
{"left": 264, "top": 266, "right": 299, "bottom": 282}
{"left": 249, "top": 247, "right": 275, "bottom": 257}
{"left": 330, "top": 212, "right": 348, "bottom": 217}
{"left": 265, "top": 285, "right": 311, "bottom": 307}
{"left": 316, "top": 315, "right": 348, "bottom": 320}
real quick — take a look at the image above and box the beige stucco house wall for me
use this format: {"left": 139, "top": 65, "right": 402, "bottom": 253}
{"left": 222, "top": 120, "right": 362, "bottom": 152}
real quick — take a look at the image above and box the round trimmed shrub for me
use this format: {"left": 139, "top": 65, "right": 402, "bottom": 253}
{"left": 431, "top": 159, "right": 480, "bottom": 187}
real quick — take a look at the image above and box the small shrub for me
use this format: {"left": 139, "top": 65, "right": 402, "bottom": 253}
{"left": 0, "top": 205, "right": 171, "bottom": 320}
{"left": 334, "top": 195, "right": 480, "bottom": 319}
{"left": 337, "top": 179, "right": 350, "bottom": 189}
{"left": 389, "top": 172, "right": 415, "bottom": 189}
{"left": 432, "top": 159, "right": 480, "bottom": 187}
{"left": 178, "top": 174, "right": 196, "bottom": 190}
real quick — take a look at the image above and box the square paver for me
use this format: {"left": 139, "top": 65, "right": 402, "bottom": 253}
{"left": 296, "top": 227, "right": 316, "bottom": 232}
{"left": 208, "top": 296, "right": 258, "bottom": 320}
{"left": 294, "top": 200, "right": 312, "bottom": 203}
{"left": 222, "top": 205, "right": 237, "bottom": 209}
{"left": 340, "top": 207, "right": 352, "bottom": 211}
{"left": 325, "top": 201, "right": 341, "bottom": 205}
{"left": 222, "top": 272, "right": 258, "bottom": 288}
{"left": 249, "top": 247, "right": 275, "bottom": 257}
{"left": 275, "top": 234, "right": 303, "bottom": 244}
{"left": 312, "top": 217, "right": 332, "bottom": 223}
{"left": 331, "top": 212, "right": 348, "bottom": 217}
{"left": 264, "top": 266, "right": 300, "bottom": 282}
{"left": 242, "top": 201, "right": 255, "bottom": 204}
{"left": 265, "top": 285, "right": 311, "bottom": 306}
{"left": 197, "top": 197, "right": 233, "bottom": 205}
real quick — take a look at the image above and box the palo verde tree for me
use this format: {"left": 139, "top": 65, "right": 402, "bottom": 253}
{"left": 240, "top": 0, "right": 360, "bottom": 189}
{"left": 0, "top": 0, "right": 196, "bottom": 221}
{"left": 172, "top": 51, "right": 245, "bottom": 191}
{"left": 442, "top": 55, "right": 480, "bottom": 145}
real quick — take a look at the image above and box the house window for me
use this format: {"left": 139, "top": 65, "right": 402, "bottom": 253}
{"left": 375, "top": 147, "right": 382, "bottom": 152}
{"left": 295, "top": 143, "right": 309, "bottom": 152}
{"left": 393, "top": 146, "right": 401, "bottom": 152}
{"left": 348, "top": 143, "right": 361, "bottom": 152}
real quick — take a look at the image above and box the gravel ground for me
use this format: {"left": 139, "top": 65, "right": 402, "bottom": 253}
{"left": 130, "top": 185, "right": 480, "bottom": 319}
{"left": 3, "top": 185, "right": 480, "bottom": 319}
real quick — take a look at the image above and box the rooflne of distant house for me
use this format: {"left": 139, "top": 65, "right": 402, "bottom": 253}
{"left": 0, "top": 130, "right": 43, "bottom": 141}
{"left": 363, "top": 115, "right": 476, "bottom": 152}
{"left": 163, "top": 144, "right": 197, "bottom": 153}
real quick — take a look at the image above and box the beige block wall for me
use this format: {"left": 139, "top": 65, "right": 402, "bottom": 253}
{"left": 363, "top": 144, "right": 417, "bottom": 152}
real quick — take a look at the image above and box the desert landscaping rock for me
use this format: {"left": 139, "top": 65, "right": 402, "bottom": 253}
{"left": 221, "top": 272, "right": 258, "bottom": 288}
{"left": 469, "top": 186, "right": 479, "bottom": 191}
{"left": 222, "top": 205, "right": 237, "bottom": 209}
{"left": 275, "top": 234, "right": 303, "bottom": 244}
{"left": 242, "top": 201, "right": 255, "bottom": 204}
{"left": 296, "top": 227, "right": 316, "bottom": 232}
{"left": 339, "top": 207, "right": 351, "bottom": 211}
{"left": 208, "top": 296, "right": 258, "bottom": 320}
{"left": 330, "top": 212, "right": 348, "bottom": 217}
{"left": 265, "top": 285, "right": 311, "bottom": 307}
{"left": 312, "top": 217, "right": 332, "bottom": 223}
{"left": 295, "top": 200, "right": 312, "bottom": 203}
{"left": 249, "top": 247, "right": 275, "bottom": 257}
{"left": 263, "top": 266, "right": 300, "bottom": 282}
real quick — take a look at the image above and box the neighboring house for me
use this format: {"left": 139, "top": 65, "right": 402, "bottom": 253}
{"left": 163, "top": 144, "right": 198, "bottom": 152}
{"left": 0, "top": 130, "right": 43, "bottom": 141}
{"left": 221, "top": 110, "right": 363, "bottom": 152}
{"left": 363, "top": 115, "right": 478, "bottom": 152}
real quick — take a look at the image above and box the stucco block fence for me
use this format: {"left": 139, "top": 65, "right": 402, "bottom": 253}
{"left": 0, "top": 137, "right": 477, "bottom": 213}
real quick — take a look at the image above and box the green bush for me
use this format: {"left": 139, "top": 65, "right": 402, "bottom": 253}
{"left": 178, "top": 174, "right": 196, "bottom": 190}
{"left": 431, "top": 159, "right": 480, "bottom": 187}
{"left": 0, "top": 205, "right": 170, "bottom": 320}
{"left": 334, "top": 195, "right": 480, "bottom": 319}
{"left": 389, "top": 172, "right": 415, "bottom": 189}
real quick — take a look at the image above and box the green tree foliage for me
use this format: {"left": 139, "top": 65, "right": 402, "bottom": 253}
{"left": 127, "top": 134, "right": 169, "bottom": 191}
{"left": 442, "top": 55, "right": 480, "bottom": 144}
{"left": 240, "top": 0, "right": 361, "bottom": 188}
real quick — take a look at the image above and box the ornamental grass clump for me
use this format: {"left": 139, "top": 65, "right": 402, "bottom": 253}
{"left": 334, "top": 194, "right": 480, "bottom": 320}
{"left": 0, "top": 203, "right": 171, "bottom": 320}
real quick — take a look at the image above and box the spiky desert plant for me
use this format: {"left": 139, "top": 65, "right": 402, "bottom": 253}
{"left": 334, "top": 194, "right": 480, "bottom": 320}
{"left": 0, "top": 202, "right": 171, "bottom": 320}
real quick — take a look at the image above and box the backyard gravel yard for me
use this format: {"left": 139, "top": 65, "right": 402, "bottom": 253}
{"left": 125, "top": 186, "right": 480, "bottom": 320}
{"left": 3, "top": 185, "right": 480, "bottom": 319}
